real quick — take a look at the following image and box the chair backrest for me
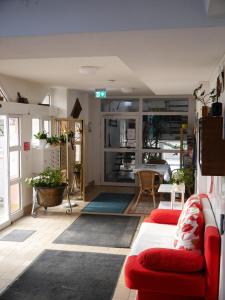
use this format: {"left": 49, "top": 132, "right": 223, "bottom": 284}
{"left": 137, "top": 170, "right": 160, "bottom": 190}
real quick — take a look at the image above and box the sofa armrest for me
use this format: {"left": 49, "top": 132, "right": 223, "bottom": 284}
{"left": 145, "top": 209, "right": 181, "bottom": 225}
{"left": 137, "top": 248, "right": 204, "bottom": 273}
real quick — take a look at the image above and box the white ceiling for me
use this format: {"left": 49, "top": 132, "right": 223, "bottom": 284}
{"left": 0, "top": 56, "right": 152, "bottom": 95}
{"left": 0, "top": 27, "right": 225, "bottom": 95}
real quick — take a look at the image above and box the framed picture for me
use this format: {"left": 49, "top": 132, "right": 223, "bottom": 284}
{"left": 217, "top": 69, "right": 224, "bottom": 98}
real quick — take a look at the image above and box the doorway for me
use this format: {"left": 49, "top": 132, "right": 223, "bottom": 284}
{"left": 0, "top": 115, "right": 23, "bottom": 228}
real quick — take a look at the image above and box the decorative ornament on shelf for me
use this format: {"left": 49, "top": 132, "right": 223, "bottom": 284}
{"left": 211, "top": 71, "right": 224, "bottom": 116}
{"left": 193, "top": 84, "right": 216, "bottom": 118}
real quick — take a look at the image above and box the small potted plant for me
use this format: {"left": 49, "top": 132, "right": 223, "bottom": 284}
{"left": 193, "top": 84, "right": 216, "bottom": 117}
{"left": 25, "top": 167, "right": 67, "bottom": 212}
{"left": 170, "top": 168, "right": 194, "bottom": 196}
{"left": 46, "top": 135, "right": 60, "bottom": 146}
{"left": 73, "top": 163, "right": 82, "bottom": 189}
{"left": 33, "top": 131, "right": 47, "bottom": 148}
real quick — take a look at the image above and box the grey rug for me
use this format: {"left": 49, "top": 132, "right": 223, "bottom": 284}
{"left": 0, "top": 230, "right": 35, "bottom": 242}
{"left": 0, "top": 250, "right": 125, "bottom": 300}
{"left": 54, "top": 214, "right": 140, "bottom": 248}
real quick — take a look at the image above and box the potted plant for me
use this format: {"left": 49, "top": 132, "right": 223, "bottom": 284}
{"left": 73, "top": 163, "right": 82, "bottom": 188}
{"left": 46, "top": 135, "right": 60, "bottom": 146}
{"left": 33, "top": 131, "right": 47, "bottom": 148}
{"left": 25, "top": 168, "right": 67, "bottom": 210}
{"left": 193, "top": 84, "right": 216, "bottom": 117}
{"left": 170, "top": 168, "right": 194, "bottom": 196}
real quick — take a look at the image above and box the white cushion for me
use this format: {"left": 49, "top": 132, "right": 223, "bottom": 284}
{"left": 130, "top": 222, "right": 176, "bottom": 255}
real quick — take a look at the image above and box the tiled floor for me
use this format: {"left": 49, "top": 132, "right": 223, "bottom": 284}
{"left": 0, "top": 185, "right": 159, "bottom": 300}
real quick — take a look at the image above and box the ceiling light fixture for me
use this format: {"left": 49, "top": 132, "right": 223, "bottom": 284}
{"left": 121, "top": 87, "right": 135, "bottom": 94}
{"left": 79, "top": 66, "right": 99, "bottom": 75}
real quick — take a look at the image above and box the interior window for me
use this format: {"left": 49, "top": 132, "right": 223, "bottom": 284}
{"left": 0, "top": 87, "right": 8, "bottom": 102}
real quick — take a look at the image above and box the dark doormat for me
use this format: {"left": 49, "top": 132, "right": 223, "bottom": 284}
{"left": 0, "top": 250, "right": 125, "bottom": 300}
{"left": 81, "top": 192, "right": 135, "bottom": 214}
{"left": 0, "top": 230, "right": 36, "bottom": 242}
{"left": 53, "top": 214, "right": 140, "bottom": 248}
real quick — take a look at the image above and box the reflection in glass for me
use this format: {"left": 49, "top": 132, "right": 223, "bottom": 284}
{"left": 9, "top": 118, "right": 19, "bottom": 147}
{"left": 142, "top": 115, "right": 188, "bottom": 150}
{"left": 143, "top": 98, "right": 188, "bottom": 112}
{"left": 101, "top": 99, "right": 139, "bottom": 112}
{"left": 104, "top": 152, "right": 135, "bottom": 183}
{"left": 142, "top": 152, "right": 180, "bottom": 171}
{"left": 104, "top": 119, "right": 136, "bottom": 148}
{"left": 10, "top": 151, "right": 19, "bottom": 180}
{"left": 10, "top": 183, "right": 20, "bottom": 213}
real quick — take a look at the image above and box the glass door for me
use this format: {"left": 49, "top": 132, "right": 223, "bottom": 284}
{"left": 0, "top": 116, "right": 10, "bottom": 229}
{"left": 8, "top": 116, "right": 22, "bottom": 220}
{"left": 101, "top": 116, "right": 138, "bottom": 185}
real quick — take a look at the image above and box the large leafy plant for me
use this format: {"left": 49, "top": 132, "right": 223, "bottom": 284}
{"left": 25, "top": 168, "right": 66, "bottom": 188}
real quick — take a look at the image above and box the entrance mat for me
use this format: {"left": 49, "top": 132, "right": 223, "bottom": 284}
{"left": 81, "top": 192, "right": 135, "bottom": 214}
{"left": 0, "top": 230, "right": 36, "bottom": 242}
{"left": 53, "top": 214, "right": 140, "bottom": 248}
{"left": 0, "top": 250, "right": 125, "bottom": 300}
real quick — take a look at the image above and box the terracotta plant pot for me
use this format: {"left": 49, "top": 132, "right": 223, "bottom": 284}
{"left": 202, "top": 106, "right": 209, "bottom": 118}
{"left": 36, "top": 185, "right": 66, "bottom": 209}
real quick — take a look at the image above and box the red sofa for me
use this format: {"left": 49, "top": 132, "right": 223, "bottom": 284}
{"left": 125, "top": 195, "right": 221, "bottom": 300}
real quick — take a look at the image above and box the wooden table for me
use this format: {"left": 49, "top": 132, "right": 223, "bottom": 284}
{"left": 158, "top": 183, "right": 185, "bottom": 209}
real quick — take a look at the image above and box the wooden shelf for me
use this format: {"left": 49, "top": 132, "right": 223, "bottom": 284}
{"left": 199, "top": 116, "right": 225, "bottom": 175}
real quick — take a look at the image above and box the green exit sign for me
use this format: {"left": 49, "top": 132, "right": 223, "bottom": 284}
{"left": 95, "top": 89, "right": 106, "bottom": 98}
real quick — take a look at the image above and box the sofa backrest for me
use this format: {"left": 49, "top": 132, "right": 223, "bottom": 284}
{"left": 202, "top": 197, "right": 221, "bottom": 300}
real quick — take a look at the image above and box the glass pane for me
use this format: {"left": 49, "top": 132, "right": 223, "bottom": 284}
{"left": 104, "top": 152, "right": 135, "bottom": 183}
{"left": 142, "top": 115, "right": 188, "bottom": 150}
{"left": 143, "top": 98, "right": 188, "bottom": 112}
{"left": 0, "top": 117, "right": 8, "bottom": 221}
{"left": 32, "top": 118, "right": 40, "bottom": 138}
{"left": 10, "top": 151, "right": 19, "bottom": 180}
{"left": 142, "top": 152, "right": 180, "bottom": 171}
{"left": 104, "top": 119, "right": 136, "bottom": 148}
{"left": 43, "top": 120, "right": 50, "bottom": 136}
{"left": 10, "top": 183, "right": 20, "bottom": 213}
{"left": 9, "top": 117, "right": 19, "bottom": 147}
{"left": 101, "top": 99, "right": 139, "bottom": 112}
{"left": 74, "top": 122, "right": 82, "bottom": 142}
{"left": 75, "top": 144, "right": 81, "bottom": 162}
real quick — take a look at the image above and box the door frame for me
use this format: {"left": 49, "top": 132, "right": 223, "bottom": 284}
{"left": 7, "top": 115, "right": 23, "bottom": 222}
{"left": 100, "top": 114, "right": 140, "bottom": 186}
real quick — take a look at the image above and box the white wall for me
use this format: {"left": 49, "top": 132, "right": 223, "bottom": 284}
{"left": 0, "top": 73, "right": 50, "bottom": 104}
{"left": 196, "top": 56, "right": 225, "bottom": 300}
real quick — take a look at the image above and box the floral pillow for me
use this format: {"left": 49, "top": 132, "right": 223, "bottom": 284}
{"left": 174, "top": 207, "right": 204, "bottom": 251}
{"left": 184, "top": 194, "right": 203, "bottom": 211}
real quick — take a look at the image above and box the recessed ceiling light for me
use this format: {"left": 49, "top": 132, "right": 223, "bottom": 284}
{"left": 79, "top": 66, "right": 99, "bottom": 75}
{"left": 121, "top": 87, "right": 135, "bottom": 93}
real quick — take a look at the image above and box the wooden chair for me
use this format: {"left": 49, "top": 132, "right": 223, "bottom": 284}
{"left": 134, "top": 170, "right": 163, "bottom": 208}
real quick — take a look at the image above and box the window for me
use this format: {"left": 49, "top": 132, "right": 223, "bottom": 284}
{"left": 32, "top": 118, "right": 40, "bottom": 138}
{"left": 42, "top": 95, "right": 51, "bottom": 106}
{"left": 101, "top": 98, "right": 139, "bottom": 112}
{"left": 0, "top": 87, "right": 8, "bottom": 102}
